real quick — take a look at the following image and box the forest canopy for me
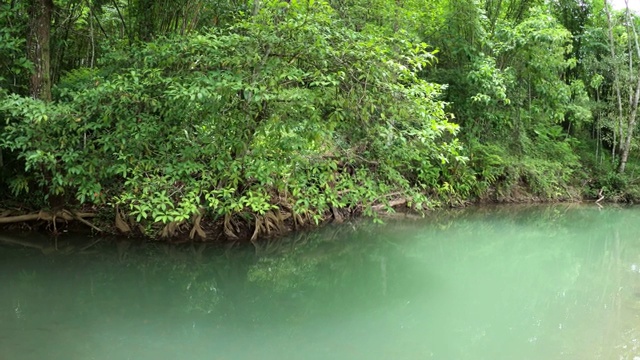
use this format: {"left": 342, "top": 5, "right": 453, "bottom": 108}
{"left": 1, "top": 0, "right": 639, "bottom": 239}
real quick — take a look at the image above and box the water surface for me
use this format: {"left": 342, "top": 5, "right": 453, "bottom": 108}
{"left": 1, "top": 204, "right": 640, "bottom": 359}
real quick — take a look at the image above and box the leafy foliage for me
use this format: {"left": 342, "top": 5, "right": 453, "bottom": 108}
{"left": 3, "top": 0, "right": 640, "bottom": 236}
{"left": 1, "top": 1, "right": 461, "bottom": 234}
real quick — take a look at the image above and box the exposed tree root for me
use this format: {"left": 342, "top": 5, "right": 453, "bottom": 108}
{"left": 189, "top": 210, "right": 207, "bottom": 240}
{"left": 223, "top": 214, "right": 240, "bottom": 239}
{"left": 72, "top": 213, "right": 103, "bottom": 232}
{"left": 115, "top": 207, "right": 132, "bottom": 233}
{"left": 0, "top": 209, "right": 101, "bottom": 232}
{"left": 1, "top": 191, "right": 412, "bottom": 243}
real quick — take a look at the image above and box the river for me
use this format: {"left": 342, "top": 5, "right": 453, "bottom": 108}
{"left": 1, "top": 204, "right": 639, "bottom": 359}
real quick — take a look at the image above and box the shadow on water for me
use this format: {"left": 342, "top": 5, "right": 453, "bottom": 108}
{"left": 2, "top": 204, "right": 640, "bottom": 359}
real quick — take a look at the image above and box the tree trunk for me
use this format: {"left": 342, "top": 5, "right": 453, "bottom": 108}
{"left": 603, "top": 0, "right": 623, "bottom": 162}
{"left": 27, "top": 0, "right": 53, "bottom": 102}
{"left": 137, "top": 0, "right": 155, "bottom": 41}
{"left": 618, "top": 0, "right": 640, "bottom": 173}
{"left": 618, "top": 74, "right": 640, "bottom": 173}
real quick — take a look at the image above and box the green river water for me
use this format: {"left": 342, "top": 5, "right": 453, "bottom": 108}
{"left": 1, "top": 204, "right": 640, "bottom": 359}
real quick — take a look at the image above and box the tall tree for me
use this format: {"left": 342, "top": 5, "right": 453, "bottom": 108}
{"left": 27, "top": 0, "right": 53, "bottom": 101}
{"left": 617, "top": 0, "right": 640, "bottom": 173}
{"left": 603, "top": 0, "right": 624, "bottom": 161}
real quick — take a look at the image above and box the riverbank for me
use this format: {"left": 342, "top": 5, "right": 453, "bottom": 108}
{"left": 0, "top": 179, "right": 619, "bottom": 244}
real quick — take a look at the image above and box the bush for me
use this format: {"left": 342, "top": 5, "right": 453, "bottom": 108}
{"left": 0, "top": 2, "right": 462, "bottom": 234}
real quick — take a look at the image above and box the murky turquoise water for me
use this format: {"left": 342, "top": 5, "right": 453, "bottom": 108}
{"left": 2, "top": 204, "right": 640, "bottom": 359}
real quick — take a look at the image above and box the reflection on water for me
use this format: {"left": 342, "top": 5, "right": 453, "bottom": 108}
{"left": 2, "top": 204, "right": 640, "bottom": 359}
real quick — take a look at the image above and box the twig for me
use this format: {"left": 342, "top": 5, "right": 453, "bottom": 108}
{"left": 596, "top": 188, "right": 605, "bottom": 204}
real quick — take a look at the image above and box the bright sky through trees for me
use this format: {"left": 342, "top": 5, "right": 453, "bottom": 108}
{"left": 610, "top": 0, "right": 640, "bottom": 12}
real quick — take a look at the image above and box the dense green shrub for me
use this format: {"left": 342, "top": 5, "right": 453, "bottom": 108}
{"left": 0, "top": 2, "right": 462, "bottom": 233}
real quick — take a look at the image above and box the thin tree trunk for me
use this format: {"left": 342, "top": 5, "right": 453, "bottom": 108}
{"left": 112, "top": 0, "right": 130, "bottom": 44}
{"left": 89, "top": 5, "right": 95, "bottom": 68}
{"left": 627, "top": 0, "right": 640, "bottom": 59}
{"left": 619, "top": 74, "right": 640, "bottom": 173}
{"left": 27, "top": 0, "right": 53, "bottom": 102}
{"left": 618, "top": 0, "right": 640, "bottom": 173}
{"left": 595, "top": 91, "right": 599, "bottom": 162}
{"left": 604, "top": 0, "right": 623, "bottom": 162}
